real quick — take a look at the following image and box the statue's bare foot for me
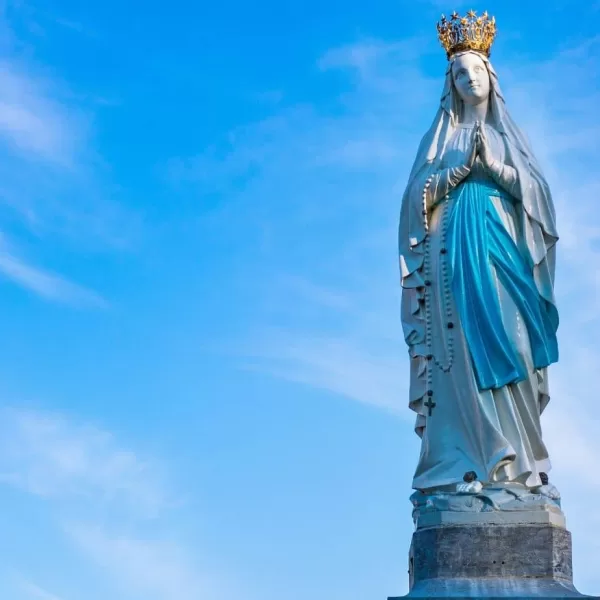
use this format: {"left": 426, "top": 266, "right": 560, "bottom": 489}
{"left": 536, "top": 473, "right": 560, "bottom": 501}
{"left": 539, "top": 484, "right": 560, "bottom": 500}
{"left": 457, "top": 481, "right": 483, "bottom": 493}
{"left": 535, "top": 473, "right": 560, "bottom": 500}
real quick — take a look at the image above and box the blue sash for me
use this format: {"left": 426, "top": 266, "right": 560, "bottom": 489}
{"left": 446, "top": 180, "right": 558, "bottom": 390}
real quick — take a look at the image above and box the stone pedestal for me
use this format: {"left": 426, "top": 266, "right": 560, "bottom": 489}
{"left": 389, "top": 522, "right": 598, "bottom": 599}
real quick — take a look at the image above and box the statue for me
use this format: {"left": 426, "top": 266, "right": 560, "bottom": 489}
{"left": 398, "top": 11, "right": 561, "bottom": 512}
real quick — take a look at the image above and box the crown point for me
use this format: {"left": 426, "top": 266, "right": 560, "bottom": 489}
{"left": 467, "top": 9, "right": 477, "bottom": 18}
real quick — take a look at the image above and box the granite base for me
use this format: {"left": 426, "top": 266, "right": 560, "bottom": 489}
{"left": 389, "top": 522, "right": 598, "bottom": 599}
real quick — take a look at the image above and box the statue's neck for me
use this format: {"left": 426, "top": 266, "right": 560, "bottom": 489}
{"left": 461, "top": 101, "right": 489, "bottom": 126}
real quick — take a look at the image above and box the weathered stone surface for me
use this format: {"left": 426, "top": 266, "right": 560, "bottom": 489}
{"left": 412, "top": 524, "right": 572, "bottom": 581}
{"left": 388, "top": 523, "right": 599, "bottom": 599}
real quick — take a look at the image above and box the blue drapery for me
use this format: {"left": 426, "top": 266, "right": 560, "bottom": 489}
{"left": 446, "top": 180, "right": 558, "bottom": 391}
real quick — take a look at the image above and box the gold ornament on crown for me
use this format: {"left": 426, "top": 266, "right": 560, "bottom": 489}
{"left": 437, "top": 9, "right": 497, "bottom": 59}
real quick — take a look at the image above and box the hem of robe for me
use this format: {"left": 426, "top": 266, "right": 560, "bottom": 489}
{"left": 413, "top": 435, "right": 552, "bottom": 491}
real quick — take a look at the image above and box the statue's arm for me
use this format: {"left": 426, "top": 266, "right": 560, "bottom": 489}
{"left": 478, "top": 127, "right": 521, "bottom": 200}
{"left": 423, "top": 165, "right": 471, "bottom": 210}
{"left": 424, "top": 128, "right": 477, "bottom": 210}
{"left": 486, "top": 160, "right": 521, "bottom": 200}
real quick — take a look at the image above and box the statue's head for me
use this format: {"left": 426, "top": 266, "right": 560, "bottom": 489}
{"left": 451, "top": 51, "right": 491, "bottom": 107}
{"left": 402, "top": 12, "right": 547, "bottom": 203}
{"left": 437, "top": 11, "right": 496, "bottom": 114}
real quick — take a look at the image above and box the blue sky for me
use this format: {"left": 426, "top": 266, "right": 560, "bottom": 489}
{"left": 0, "top": 0, "right": 598, "bottom": 598}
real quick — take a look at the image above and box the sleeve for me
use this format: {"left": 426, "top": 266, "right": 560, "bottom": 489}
{"left": 423, "top": 165, "right": 472, "bottom": 211}
{"left": 487, "top": 160, "right": 521, "bottom": 200}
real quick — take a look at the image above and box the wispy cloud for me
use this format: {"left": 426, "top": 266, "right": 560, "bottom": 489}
{"left": 0, "top": 249, "right": 106, "bottom": 307}
{"left": 168, "top": 37, "right": 438, "bottom": 195}
{"left": 65, "top": 524, "right": 213, "bottom": 600}
{"left": 0, "top": 57, "right": 137, "bottom": 249}
{"left": 0, "top": 60, "right": 83, "bottom": 166}
{"left": 0, "top": 10, "right": 139, "bottom": 303}
{"left": 0, "top": 407, "right": 228, "bottom": 600}
{"left": 242, "top": 326, "right": 403, "bottom": 414}
{"left": 0, "top": 407, "right": 170, "bottom": 518}
{"left": 318, "top": 39, "right": 423, "bottom": 74}
{"left": 15, "top": 578, "right": 66, "bottom": 600}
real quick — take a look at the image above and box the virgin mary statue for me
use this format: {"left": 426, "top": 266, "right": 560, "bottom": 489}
{"left": 398, "top": 11, "right": 559, "bottom": 496}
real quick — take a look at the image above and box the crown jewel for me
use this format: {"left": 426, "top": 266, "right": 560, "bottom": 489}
{"left": 437, "top": 10, "right": 497, "bottom": 59}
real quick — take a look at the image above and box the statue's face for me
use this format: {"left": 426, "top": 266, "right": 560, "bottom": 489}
{"left": 451, "top": 52, "right": 490, "bottom": 106}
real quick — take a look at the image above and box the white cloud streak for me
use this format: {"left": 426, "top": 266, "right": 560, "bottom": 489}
{"left": 65, "top": 524, "right": 211, "bottom": 600}
{"left": 0, "top": 407, "right": 225, "bottom": 600}
{"left": 0, "top": 13, "right": 140, "bottom": 302}
{"left": 318, "top": 39, "right": 425, "bottom": 75}
{"left": 0, "top": 407, "right": 170, "bottom": 519}
{"left": 0, "top": 60, "right": 82, "bottom": 166}
{"left": 242, "top": 329, "right": 403, "bottom": 414}
{"left": 16, "top": 578, "right": 67, "bottom": 600}
{"left": 0, "top": 250, "right": 106, "bottom": 307}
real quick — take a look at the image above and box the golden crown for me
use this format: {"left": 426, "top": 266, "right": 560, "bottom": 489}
{"left": 437, "top": 10, "right": 497, "bottom": 59}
